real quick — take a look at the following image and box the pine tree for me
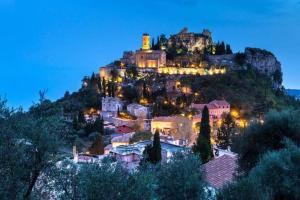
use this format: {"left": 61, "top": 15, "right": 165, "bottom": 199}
{"left": 151, "top": 129, "right": 162, "bottom": 164}
{"left": 88, "top": 134, "right": 104, "bottom": 155}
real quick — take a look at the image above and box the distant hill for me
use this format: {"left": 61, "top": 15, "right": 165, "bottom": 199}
{"left": 287, "top": 89, "right": 300, "bottom": 100}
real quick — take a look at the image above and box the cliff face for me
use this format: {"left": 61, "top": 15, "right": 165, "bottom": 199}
{"left": 244, "top": 48, "right": 281, "bottom": 76}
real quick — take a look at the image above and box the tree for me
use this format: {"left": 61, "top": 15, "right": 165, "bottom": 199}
{"left": 0, "top": 94, "right": 69, "bottom": 199}
{"left": 88, "top": 134, "right": 104, "bottom": 155}
{"left": 38, "top": 160, "right": 80, "bottom": 200}
{"left": 217, "top": 113, "right": 236, "bottom": 149}
{"left": 226, "top": 44, "right": 233, "bottom": 54}
{"left": 273, "top": 69, "right": 283, "bottom": 84}
{"left": 94, "top": 117, "right": 104, "bottom": 135}
{"left": 193, "top": 105, "right": 212, "bottom": 162}
{"left": 72, "top": 115, "right": 79, "bottom": 131}
{"left": 200, "top": 106, "right": 211, "bottom": 143}
{"left": 151, "top": 129, "right": 162, "bottom": 164}
{"left": 77, "top": 110, "right": 86, "bottom": 124}
{"left": 232, "top": 110, "right": 300, "bottom": 173}
{"left": 141, "top": 130, "right": 161, "bottom": 164}
{"left": 77, "top": 162, "right": 129, "bottom": 200}
{"left": 157, "top": 153, "right": 206, "bottom": 200}
{"left": 192, "top": 136, "right": 212, "bottom": 163}
{"left": 102, "top": 77, "right": 106, "bottom": 97}
{"left": 219, "top": 141, "right": 300, "bottom": 200}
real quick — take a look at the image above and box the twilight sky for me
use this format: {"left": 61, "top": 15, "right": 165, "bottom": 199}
{"left": 0, "top": 0, "right": 299, "bottom": 109}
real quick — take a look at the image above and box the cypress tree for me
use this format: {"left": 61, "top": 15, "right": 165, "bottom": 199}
{"left": 220, "top": 41, "right": 226, "bottom": 54}
{"left": 97, "top": 79, "right": 102, "bottom": 93}
{"left": 151, "top": 129, "right": 162, "bottom": 164}
{"left": 94, "top": 117, "right": 104, "bottom": 135}
{"left": 152, "top": 38, "right": 155, "bottom": 50}
{"left": 193, "top": 105, "right": 213, "bottom": 162}
{"left": 102, "top": 77, "right": 106, "bottom": 97}
{"left": 226, "top": 44, "right": 233, "bottom": 54}
{"left": 111, "top": 82, "right": 115, "bottom": 97}
{"left": 78, "top": 110, "right": 86, "bottom": 124}
{"left": 200, "top": 106, "right": 211, "bottom": 142}
{"left": 117, "top": 107, "right": 120, "bottom": 117}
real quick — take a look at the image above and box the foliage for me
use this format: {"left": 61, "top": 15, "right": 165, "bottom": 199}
{"left": 184, "top": 69, "right": 300, "bottom": 119}
{"left": 232, "top": 110, "right": 300, "bottom": 173}
{"left": 152, "top": 129, "right": 162, "bottom": 164}
{"left": 273, "top": 69, "right": 283, "bottom": 84}
{"left": 217, "top": 113, "right": 236, "bottom": 149}
{"left": 218, "top": 141, "right": 300, "bottom": 200}
{"left": 0, "top": 96, "right": 68, "bottom": 199}
{"left": 200, "top": 106, "right": 211, "bottom": 142}
{"left": 78, "top": 162, "right": 130, "bottom": 200}
{"left": 141, "top": 130, "right": 161, "bottom": 164}
{"left": 193, "top": 106, "right": 212, "bottom": 163}
{"left": 122, "top": 85, "right": 139, "bottom": 103}
{"left": 88, "top": 133, "right": 104, "bottom": 155}
{"left": 94, "top": 116, "right": 104, "bottom": 135}
{"left": 156, "top": 153, "right": 206, "bottom": 200}
{"left": 192, "top": 136, "right": 212, "bottom": 163}
{"left": 234, "top": 52, "right": 245, "bottom": 65}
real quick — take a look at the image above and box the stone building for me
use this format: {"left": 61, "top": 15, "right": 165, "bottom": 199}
{"left": 120, "top": 33, "right": 166, "bottom": 68}
{"left": 151, "top": 116, "right": 194, "bottom": 145}
{"left": 168, "top": 28, "right": 213, "bottom": 52}
{"left": 102, "top": 97, "right": 123, "bottom": 113}
{"left": 191, "top": 100, "right": 230, "bottom": 120}
{"left": 127, "top": 103, "right": 149, "bottom": 119}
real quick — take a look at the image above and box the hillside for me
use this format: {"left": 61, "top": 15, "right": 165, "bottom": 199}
{"left": 53, "top": 28, "right": 300, "bottom": 122}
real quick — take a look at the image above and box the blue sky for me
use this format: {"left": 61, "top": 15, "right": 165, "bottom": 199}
{"left": 0, "top": 0, "right": 299, "bottom": 109}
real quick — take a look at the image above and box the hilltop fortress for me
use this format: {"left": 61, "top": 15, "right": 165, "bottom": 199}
{"left": 100, "top": 28, "right": 281, "bottom": 82}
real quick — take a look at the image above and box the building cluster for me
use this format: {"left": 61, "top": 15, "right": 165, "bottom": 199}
{"left": 100, "top": 28, "right": 226, "bottom": 78}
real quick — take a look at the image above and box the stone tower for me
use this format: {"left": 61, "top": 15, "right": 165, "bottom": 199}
{"left": 142, "top": 33, "right": 150, "bottom": 51}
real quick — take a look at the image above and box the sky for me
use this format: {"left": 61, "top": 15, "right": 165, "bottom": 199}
{"left": 0, "top": 0, "right": 299, "bottom": 109}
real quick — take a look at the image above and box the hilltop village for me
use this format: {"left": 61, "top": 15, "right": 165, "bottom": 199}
{"left": 2, "top": 27, "right": 300, "bottom": 200}
{"left": 56, "top": 27, "right": 295, "bottom": 189}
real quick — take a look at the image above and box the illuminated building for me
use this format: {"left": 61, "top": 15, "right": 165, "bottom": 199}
{"left": 135, "top": 34, "right": 167, "bottom": 68}
{"left": 127, "top": 103, "right": 149, "bottom": 119}
{"left": 151, "top": 116, "right": 195, "bottom": 145}
{"left": 191, "top": 100, "right": 230, "bottom": 120}
{"left": 168, "top": 28, "right": 213, "bottom": 52}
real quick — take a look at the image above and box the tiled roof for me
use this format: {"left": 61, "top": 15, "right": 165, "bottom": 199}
{"left": 111, "top": 133, "right": 133, "bottom": 143}
{"left": 116, "top": 125, "right": 134, "bottom": 134}
{"left": 210, "top": 100, "right": 230, "bottom": 107}
{"left": 204, "top": 154, "right": 237, "bottom": 189}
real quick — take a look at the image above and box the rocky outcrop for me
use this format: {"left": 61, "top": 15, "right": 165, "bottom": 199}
{"left": 244, "top": 47, "right": 281, "bottom": 76}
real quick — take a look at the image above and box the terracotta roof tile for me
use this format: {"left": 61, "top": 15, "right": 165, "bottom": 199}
{"left": 204, "top": 154, "right": 237, "bottom": 189}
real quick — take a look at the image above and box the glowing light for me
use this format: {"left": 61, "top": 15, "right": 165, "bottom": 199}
{"left": 230, "top": 110, "right": 239, "bottom": 118}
